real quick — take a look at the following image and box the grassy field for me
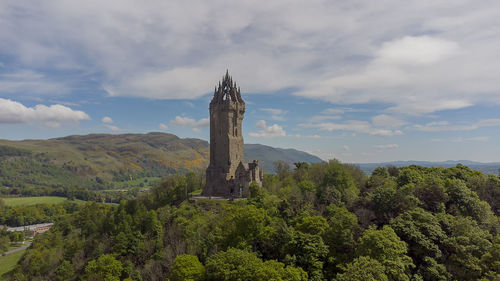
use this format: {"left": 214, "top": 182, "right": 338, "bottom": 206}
{"left": 0, "top": 249, "right": 25, "bottom": 280}
{"left": 1, "top": 196, "right": 84, "bottom": 206}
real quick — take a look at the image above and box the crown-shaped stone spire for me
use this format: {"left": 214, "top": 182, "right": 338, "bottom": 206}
{"left": 212, "top": 70, "right": 244, "bottom": 104}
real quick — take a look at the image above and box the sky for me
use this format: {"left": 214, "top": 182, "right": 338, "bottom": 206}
{"left": 1, "top": 0, "right": 500, "bottom": 163}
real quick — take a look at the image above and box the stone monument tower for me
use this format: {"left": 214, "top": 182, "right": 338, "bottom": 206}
{"left": 203, "top": 71, "right": 263, "bottom": 197}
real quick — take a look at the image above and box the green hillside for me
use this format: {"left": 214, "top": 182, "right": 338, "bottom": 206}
{"left": 0, "top": 133, "right": 322, "bottom": 193}
{"left": 245, "top": 143, "right": 323, "bottom": 172}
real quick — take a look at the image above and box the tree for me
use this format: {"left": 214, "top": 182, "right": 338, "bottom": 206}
{"left": 0, "top": 235, "right": 9, "bottom": 254}
{"left": 323, "top": 205, "right": 358, "bottom": 279}
{"left": 85, "top": 254, "right": 123, "bottom": 281}
{"left": 295, "top": 216, "right": 328, "bottom": 236}
{"left": 205, "top": 248, "right": 306, "bottom": 281}
{"left": 274, "top": 160, "right": 292, "bottom": 180}
{"left": 55, "top": 260, "right": 75, "bottom": 281}
{"left": 481, "top": 235, "right": 500, "bottom": 280}
{"left": 170, "top": 254, "right": 205, "bottom": 281}
{"left": 317, "top": 160, "right": 359, "bottom": 206}
{"left": 335, "top": 256, "right": 388, "bottom": 281}
{"left": 286, "top": 231, "right": 328, "bottom": 281}
{"left": 440, "top": 215, "right": 492, "bottom": 280}
{"left": 390, "top": 208, "right": 446, "bottom": 263}
{"left": 357, "top": 225, "right": 414, "bottom": 281}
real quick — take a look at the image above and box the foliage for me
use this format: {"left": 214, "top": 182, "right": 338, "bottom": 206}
{"left": 335, "top": 256, "right": 388, "bottom": 281}
{"left": 205, "top": 248, "right": 307, "bottom": 281}
{"left": 4, "top": 162, "right": 500, "bottom": 281}
{"left": 85, "top": 254, "right": 123, "bottom": 281}
{"left": 170, "top": 254, "right": 205, "bottom": 281}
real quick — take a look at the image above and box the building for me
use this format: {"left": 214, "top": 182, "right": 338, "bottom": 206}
{"left": 7, "top": 223, "right": 53, "bottom": 237}
{"left": 203, "top": 71, "right": 263, "bottom": 197}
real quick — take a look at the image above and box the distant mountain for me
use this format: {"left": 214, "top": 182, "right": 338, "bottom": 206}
{"left": 356, "top": 160, "right": 500, "bottom": 175}
{"left": 0, "top": 133, "right": 322, "bottom": 188}
{"left": 245, "top": 144, "right": 323, "bottom": 172}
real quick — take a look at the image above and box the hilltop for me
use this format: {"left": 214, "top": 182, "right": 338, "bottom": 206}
{"left": 0, "top": 132, "right": 322, "bottom": 190}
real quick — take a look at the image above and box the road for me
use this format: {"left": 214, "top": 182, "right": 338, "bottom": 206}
{"left": 2, "top": 242, "right": 31, "bottom": 256}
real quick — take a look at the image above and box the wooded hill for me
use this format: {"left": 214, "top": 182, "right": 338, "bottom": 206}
{"left": 0, "top": 133, "right": 322, "bottom": 190}
{"left": 4, "top": 161, "right": 500, "bottom": 280}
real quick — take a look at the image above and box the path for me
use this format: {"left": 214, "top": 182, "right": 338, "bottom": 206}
{"left": 2, "top": 242, "right": 31, "bottom": 256}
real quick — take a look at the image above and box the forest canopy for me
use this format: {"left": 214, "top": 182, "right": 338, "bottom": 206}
{"left": 5, "top": 161, "right": 500, "bottom": 281}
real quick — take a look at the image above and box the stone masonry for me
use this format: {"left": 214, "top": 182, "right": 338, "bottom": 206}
{"left": 203, "top": 71, "right": 263, "bottom": 197}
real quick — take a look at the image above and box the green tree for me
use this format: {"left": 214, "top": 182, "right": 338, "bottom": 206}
{"left": 0, "top": 235, "right": 9, "bottom": 254}
{"left": 481, "top": 235, "right": 500, "bottom": 280}
{"left": 390, "top": 209, "right": 446, "bottom": 263}
{"left": 318, "top": 160, "right": 359, "bottom": 206}
{"left": 336, "top": 256, "right": 388, "bottom": 281}
{"left": 55, "top": 260, "right": 75, "bottom": 281}
{"left": 170, "top": 254, "right": 205, "bottom": 281}
{"left": 440, "top": 215, "right": 492, "bottom": 280}
{"left": 287, "top": 231, "right": 328, "bottom": 281}
{"left": 295, "top": 216, "right": 328, "bottom": 236}
{"left": 85, "top": 254, "right": 123, "bottom": 281}
{"left": 205, "top": 248, "right": 306, "bottom": 281}
{"left": 357, "top": 225, "right": 414, "bottom": 281}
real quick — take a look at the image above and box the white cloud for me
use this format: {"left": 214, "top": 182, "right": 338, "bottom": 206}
{"left": 371, "top": 114, "right": 406, "bottom": 128}
{"left": 373, "top": 144, "right": 399, "bottom": 150}
{"left": 105, "top": 125, "right": 122, "bottom": 132}
{"left": 0, "top": 98, "right": 90, "bottom": 127}
{"left": 259, "top": 108, "right": 287, "bottom": 121}
{"left": 101, "top": 116, "right": 113, "bottom": 124}
{"left": 0, "top": 70, "right": 67, "bottom": 97}
{"left": 370, "top": 129, "right": 404, "bottom": 137}
{"left": 249, "top": 120, "right": 286, "bottom": 138}
{"left": 169, "top": 116, "right": 209, "bottom": 127}
{"left": 376, "top": 36, "right": 459, "bottom": 66}
{"left": 255, "top": 120, "right": 267, "bottom": 129}
{"left": 301, "top": 120, "right": 404, "bottom": 137}
{"left": 2, "top": 1, "right": 500, "bottom": 116}
{"left": 343, "top": 145, "right": 350, "bottom": 151}
{"left": 158, "top": 123, "right": 168, "bottom": 130}
{"left": 309, "top": 115, "right": 342, "bottom": 122}
{"left": 322, "top": 108, "right": 345, "bottom": 115}
{"left": 414, "top": 118, "right": 500, "bottom": 132}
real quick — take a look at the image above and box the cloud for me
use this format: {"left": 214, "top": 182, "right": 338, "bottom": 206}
{"left": 301, "top": 120, "right": 404, "bottom": 136}
{"left": 101, "top": 116, "right": 113, "bottom": 124}
{"left": 2, "top": 1, "right": 500, "bottom": 116}
{"left": 432, "top": 136, "right": 490, "bottom": 143}
{"left": 105, "top": 125, "right": 122, "bottom": 132}
{"left": 249, "top": 120, "right": 286, "bottom": 138}
{"left": 0, "top": 70, "right": 67, "bottom": 97}
{"left": 0, "top": 98, "right": 90, "bottom": 127}
{"left": 169, "top": 116, "right": 209, "bottom": 127}
{"left": 259, "top": 108, "right": 287, "bottom": 121}
{"left": 373, "top": 144, "right": 399, "bottom": 150}
{"left": 158, "top": 123, "right": 168, "bottom": 130}
{"left": 376, "top": 36, "right": 459, "bottom": 66}
{"left": 372, "top": 114, "right": 406, "bottom": 128}
{"left": 343, "top": 145, "right": 350, "bottom": 151}
{"left": 309, "top": 115, "right": 342, "bottom": 122}
{"left": 322, "top": 108, "right": 345, "bottom": 115}
{"left": 370, "top": 129, "right": 404, "bottom": 137}
{"left": 255, "top": 120, "right": 267, "bottom": 129}
{"left": 414, "top": 119, "right": 500, "bottom": 132}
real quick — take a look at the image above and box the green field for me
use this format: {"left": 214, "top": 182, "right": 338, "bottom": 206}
{"left": 0, "top": 249, "right": 25, "bottom": 280}
{"left": 1, "top": 196, "right": 84, "bottom": 206}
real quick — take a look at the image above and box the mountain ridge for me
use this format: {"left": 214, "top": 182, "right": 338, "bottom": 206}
{"left": 355, "top": 160, "right": 500, "bottom": 175}
{"left": 0, "top": 133, "right": 323, "bottom": 187}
